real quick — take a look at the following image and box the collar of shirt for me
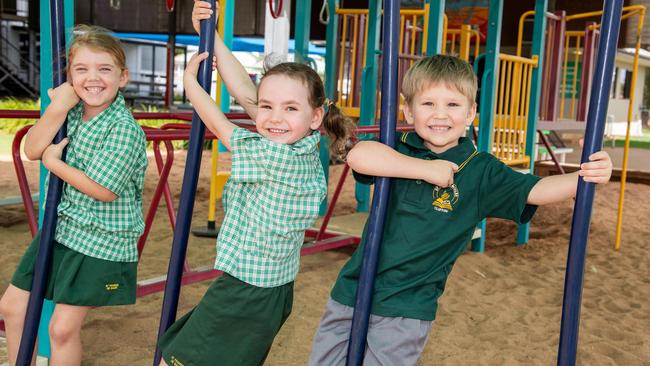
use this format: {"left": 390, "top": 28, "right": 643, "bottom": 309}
{"left": 68, "top": 92, "right": 126, "bottom": 125}
{"left": 400, "top": 132, "right": 476, "bottom": 166}
{"left": 287, "top": 130, "right": 321, "bottom": 155}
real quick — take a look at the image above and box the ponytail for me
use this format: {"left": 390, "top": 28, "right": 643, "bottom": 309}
{"left": 322, "top": 102, "right": 356, "bottom": 159}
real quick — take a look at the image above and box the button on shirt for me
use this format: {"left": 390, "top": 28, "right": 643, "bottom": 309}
{"left": 331, "top": 132, "right": 541, "bottom": 320}
{"left": 215, "top": 128, "right": 327, "bottom": 288}
{"left": 54, "top": 93, "right": 148, "bottom": 262}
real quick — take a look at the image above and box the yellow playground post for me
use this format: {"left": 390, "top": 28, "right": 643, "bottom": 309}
{"left": 192, "top": 0, "right": 231, "bottom": 238}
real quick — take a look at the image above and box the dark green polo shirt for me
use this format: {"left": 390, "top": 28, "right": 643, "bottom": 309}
{"left": 331, "top": 132, "right": 541, "bottom": 320}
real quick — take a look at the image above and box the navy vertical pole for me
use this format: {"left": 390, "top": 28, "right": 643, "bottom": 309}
{"left": 16, "top": 0, "right": 67, "bottom": 364}
{"left": 153, "top": 3, "right": 216, "bottom": 365}
{"left": 345, "top": 1, "right": 400, "bottom": 365}
{"left": 557, "top": 1, "right": 623, "bottom": 365}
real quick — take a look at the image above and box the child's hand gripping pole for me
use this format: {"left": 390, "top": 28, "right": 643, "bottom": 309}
{"left": 152, "top": 2, "right": 216, "bottom": 365}
{"left": 16, "top": 0, "right": 69, "bottom": 364}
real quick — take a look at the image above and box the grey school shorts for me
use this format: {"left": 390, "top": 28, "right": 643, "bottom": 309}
{"left": 309, "top": 298, "right": 432, "bottom": 366}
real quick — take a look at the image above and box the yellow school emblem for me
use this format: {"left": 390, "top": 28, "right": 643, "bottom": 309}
{"left": 432, "top": 184, "right": 459, "bottom": 212}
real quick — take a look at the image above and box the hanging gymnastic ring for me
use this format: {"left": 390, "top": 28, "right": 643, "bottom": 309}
{"left": 269, "top": 0, "right": 283, "bottom": 18}
{"left": 166, "top": 0, "right": 174, "bottom": 12}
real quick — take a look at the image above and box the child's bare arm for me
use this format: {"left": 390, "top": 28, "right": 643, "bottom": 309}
{"left": 347, "top": 141, "right": 458, "bottom": 187}
{"left": 527, "top": 150, "right": 612, "bottom": 205}
{"left": 184, "top": 52, "right": 236, "bottom": 150}
{"left": 41, "top": 139, "right": 117, "bottom": 202}
{"left": 192, "top": 0, "right": 258, "bottom": 119}
{"left": 24, "top": 84, "right": 80, "bottom": 160}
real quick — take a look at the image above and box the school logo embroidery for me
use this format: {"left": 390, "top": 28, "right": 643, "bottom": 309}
{"left": 432, "top": 184, "right": 459, "bottom": 212}
{"left": 105, "top": 283, "right": 119, "bottom": 291}
{"left": 170, "top": 356, "right": 185, "bottom": 366}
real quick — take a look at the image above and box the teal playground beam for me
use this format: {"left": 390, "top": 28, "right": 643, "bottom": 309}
{"left": 321, "top": 0, "right": 339, "bottom": 215}
{"left": 425, "top": 0, "right": 445, "bottom": 55}
{"left": 473, "top": 0, "right": 503, "bottom": 253}
{"left": 517, "top": 0, "right": 549, "bottom": 245}
{"left": 294, "top": 0, "right": 312, "bottom": 65}
{"left": 355, "top": 0, "right": 382, "bottom": 213}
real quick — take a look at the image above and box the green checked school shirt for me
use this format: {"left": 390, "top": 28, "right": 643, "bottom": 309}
{"left": 215, "top": 128, "right": 327, "bottom": 287}
{"left": 54, "top": 93, "right": 148, "bottom": 262}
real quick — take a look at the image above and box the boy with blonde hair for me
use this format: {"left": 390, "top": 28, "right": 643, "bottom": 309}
{"left": 309, "top": 55, "right": 612, "bottom": 365}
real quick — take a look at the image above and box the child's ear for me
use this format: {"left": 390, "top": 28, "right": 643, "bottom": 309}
{"left": 466, "top": 102, "right": 477, "bottom": 125}
{"left": 310, "top": 105, "right": 325, "bottom": 130}
{"left": 119, "top": 69, "right": 129, "bottom": 88}
{"left": 403, "top": 102, "right": 414, "bottom": 125}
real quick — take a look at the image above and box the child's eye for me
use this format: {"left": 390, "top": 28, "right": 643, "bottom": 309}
{"left": 422, "top": 101, "right": 433, "bottom": 106}
{"left": 448, "top": 102, "right": 460, "bottom": 107}
{"left": 100, "top": 67, "right": 112, "bottom": 72}
{"left": 74, "top": 68, "right": 87, "bottom": 73}
{"left": 286, "top": 106, "right": 297, "bottom": 111}
{"left": 260, "top": 105, "right": 271, "bottom": 109}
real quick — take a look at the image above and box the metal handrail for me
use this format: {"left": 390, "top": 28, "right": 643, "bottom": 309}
{"left": 0, "top": 31, "right": 39, "bottom": 72}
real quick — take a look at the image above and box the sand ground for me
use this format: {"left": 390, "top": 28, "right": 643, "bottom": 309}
{"left": 0, "top": 147, "right": 648, "bottom": 365}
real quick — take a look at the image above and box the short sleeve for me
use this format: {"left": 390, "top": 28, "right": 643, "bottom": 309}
{"left": 85, "top": 121, "right": 145, "bottom": 196}
{"left": 478, "top": 156, "right": 542, "bottom": 223}
{"left": 350, "top": 135, "right": 380, "bottom": 185}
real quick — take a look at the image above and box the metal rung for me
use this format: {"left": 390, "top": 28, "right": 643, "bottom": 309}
{"left": 0, "top": 193, "right": 38, "bottom": 207}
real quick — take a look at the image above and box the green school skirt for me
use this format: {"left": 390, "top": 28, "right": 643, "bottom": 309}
{"left": 11, "top": 232, "right": 137, "bottom": 306}
{"left": 159, "top": 273, "right": 293, "bottom": 366}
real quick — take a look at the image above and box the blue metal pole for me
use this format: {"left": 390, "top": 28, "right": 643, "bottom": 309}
{"left": 152, "top": 4, "right": 216, "bottom": 364}
{"left": 345, "top": 1, "right": 400, "bottom": 365}
{"left": 16, "top": 0, "right": 67, "bottom": 364}
{"left": 557, "top": 1, "right": 622, "bottom": 365}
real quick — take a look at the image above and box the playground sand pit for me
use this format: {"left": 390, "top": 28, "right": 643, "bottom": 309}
{"left": 0, "top": 150, "right": 649, "bottom": 365}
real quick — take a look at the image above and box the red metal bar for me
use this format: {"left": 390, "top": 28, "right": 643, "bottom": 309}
{"left": 0, "top": 110, "right": 39, "bottom": 118}
{"left": 137, "top": 269, "right": 223, "bottom": 297}
{"left": 544, "top": 11, "right": 566, "bottom": 121}
{"left": 577, "top": 22, "right": 597, "bottom": 122}
{"left": 150, "top": 140, "right": 190, "bottom": 272}
{"left": 537, "top": 130, "right": 566, "bottom": 174}
{"left": 152, "top": 139, "right": 177, "bottom": 230}
{"left": 355, "top": 124, "right": 414, "bottom": 134}
{"left": 316, "top": 163, "right": 351, "bottom": 241}
{"left": 12, "top": 125, "right": 38, "bottom": 236}
{"left": 301, "top": 235, "right": 360, "bottom": 256}
{"left": 0, "top": 110, "right": 250, "bottom": 121}
{"left": 137, "top": 139, "right": 175, "bottom": 259}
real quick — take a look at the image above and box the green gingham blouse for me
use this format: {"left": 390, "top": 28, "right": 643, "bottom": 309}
{"left": 54, "top": 93, "right": 148, "bottom": 262}
{"left": 215, "top": 128, "right": 327, "bottom": 287}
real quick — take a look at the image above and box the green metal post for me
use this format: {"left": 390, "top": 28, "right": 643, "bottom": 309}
{"left": 472, "top": 0, "right": 503, "bottom": 253}
{"left": 218, "top": 0, "right": 233, "bottom": 151}
{"left": 517, "top": 0, "right": 548, "bottom": 245}
{"left": 425, "top": 0, "right": 445, "bottom": 55}
{"left": 294, "top": 0, "right": 312, "bottom": 64}
{"left": 37, "top": 0, "right": 74, "bottom": 357}
{"left": 320, "top": 0, "right": 339, "bottom": 215}
{"left": 354, "top": 0, "right": 381, "bottom": 212}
